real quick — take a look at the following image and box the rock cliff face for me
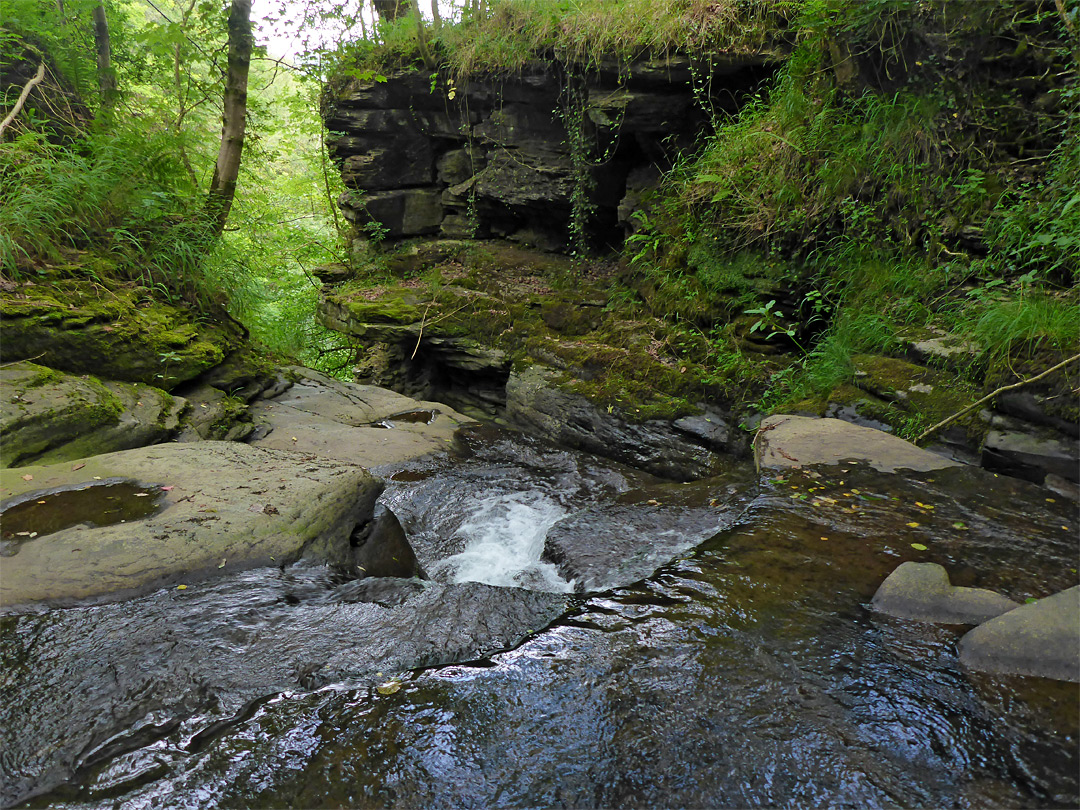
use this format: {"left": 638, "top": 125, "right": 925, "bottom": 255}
{"left": 323, "top": 56, "right": 776, "bottom": 251}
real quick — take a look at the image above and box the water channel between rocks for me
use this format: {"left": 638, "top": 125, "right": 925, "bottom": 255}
{"left": 1, "top": 426, "right": 1077, "bottom": 808}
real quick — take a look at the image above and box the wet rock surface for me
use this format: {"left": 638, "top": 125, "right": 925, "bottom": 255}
{"left": 0, "top": 573, "right": 567, "bottom": 808}
{"left": 0, "top": 442, "right": 381, "bottom": 608}
{"left": 544, "top": 477, "right": 754, "bottom": 591}
{"left": 872, "top": 561, "right": 1021, "bottom": 624}
{"left": 506, "top": 365, "right": 729, "bottom": 481}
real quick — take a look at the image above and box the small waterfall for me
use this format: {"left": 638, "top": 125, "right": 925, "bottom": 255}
{"left": 430, "top": 492, "right": 573, "bottom": 593}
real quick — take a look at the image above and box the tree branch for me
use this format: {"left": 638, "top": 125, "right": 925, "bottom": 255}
{"left": 0, "top": 63, "right": 46, "bottom": 138}
{"left": 915, "top": 353, "right": 1080, "bottom": 445}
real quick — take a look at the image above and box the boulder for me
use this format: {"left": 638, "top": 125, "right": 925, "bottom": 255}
{"left": 0, "top": 442, "right": 382, "bottom": 608}
{"left": 871, "top": 562, "right": 1021, "bottom": 624}
{"left": 351, "top": 504, "right": 424, "bottom": 579}
{"left": 755, "top": 414, "right": 960, "bottom": 473}
{"left": 958, "top": 586, "right": 1080, "bottom": 681}
{"left": 1, "top": 362, "right": 185, "bottom": 468}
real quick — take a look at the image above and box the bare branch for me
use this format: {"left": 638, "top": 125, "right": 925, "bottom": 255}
{"left": 0, "top": 63, "right": 46, "bottom": 138}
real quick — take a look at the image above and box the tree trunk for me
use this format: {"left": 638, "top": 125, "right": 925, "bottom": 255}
{"left": 410, "top": 0, "right": 435, "bottom": 69}
{"left": 206, "top": 0, "right": 252, "bottom": 239}
{"left": 92, "top": 2, "right": 117, "bottom": 108}
{"left": 430, "top": 0, "right": 441, "bottom": 31}
{"left": 373, "top": 0, "right": 406, "bottom": 23}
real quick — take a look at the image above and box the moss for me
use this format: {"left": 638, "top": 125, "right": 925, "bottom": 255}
{"left": 850, "top": 354, "right": 986, "bottom": 443}
{"left": 0, "top": 280, "right": 237, "bottom": 390}
{"left": 329, "top": 292, "right": 425, "bottom": 325}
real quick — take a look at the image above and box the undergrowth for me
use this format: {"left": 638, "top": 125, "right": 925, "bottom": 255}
{"left": 621, "top": 0, "right": 1078, "bottom": 416}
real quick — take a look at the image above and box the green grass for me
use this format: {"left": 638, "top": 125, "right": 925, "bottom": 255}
{"left": 338, "top": 0, "right": 798, "bottom": 78}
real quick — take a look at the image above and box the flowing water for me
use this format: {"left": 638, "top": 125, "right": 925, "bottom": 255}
{"left": 2, "top": 426, "right": 1077, "bottom": 808}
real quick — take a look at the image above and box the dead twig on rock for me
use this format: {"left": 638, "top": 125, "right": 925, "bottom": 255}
{"left": 915, "top": 353, "right": 1080, "bottom": 445}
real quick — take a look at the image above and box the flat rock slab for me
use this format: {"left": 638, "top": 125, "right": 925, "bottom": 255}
{"left": 0, "top": 442, "right": 381, "bottom": 608}
{"left": 757, "top": 415, "right": 960, "bottom": 473}
{"left": 249, "top": 366, "right": 475, "bottom": 469}
{"left": 872, "top": 562, "right": 1020, "bottom": 624}
{"left": 958, "top": 586, "right": 1080, "bottom": 682}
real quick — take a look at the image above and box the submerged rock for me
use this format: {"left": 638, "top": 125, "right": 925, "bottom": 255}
{"left": 958, "top": 586, "right": 1080, "bottom": 682}
{"left": 0, "top": 576, "right": 566, "bottom": 807}
{"left": 543, "top": 476, "right": 754, "bottom": 591}
{"left": 0, "top": 442, "right": 382, "bottom": 608}
{"left": 0, "top": 362, "right": 185, "bottom": 468}
{"left": 871, "top": 562, "right": 1020, "bottom": 625}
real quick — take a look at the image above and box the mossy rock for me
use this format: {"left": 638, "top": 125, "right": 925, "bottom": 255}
{"left": 0, "top": 362, "right": 184, "bottom": 467}
{"left": 0, "top": 280, "right": 239, "bottom": 390}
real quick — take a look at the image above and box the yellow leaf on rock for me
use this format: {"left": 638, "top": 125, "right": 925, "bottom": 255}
{"left": 906, "top": 522, "right": 920, "bottom": 528}
{"left": 910, "top": 543, "right": 928, "bottom": 551}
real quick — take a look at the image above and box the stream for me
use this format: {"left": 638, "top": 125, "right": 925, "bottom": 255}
{"left": 2, "top": 426, "right": 1077, "bottom": 808}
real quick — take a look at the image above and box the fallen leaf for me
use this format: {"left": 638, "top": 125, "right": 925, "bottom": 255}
{"left": 218, "top": 558, "right": 227, "bottom": 568}
{"left": 93, "top": 476, "right": 102, "bottom": 480}
{"left": 28, "top": 532, "right": 37, "bottom": 538}
{"left": 72, "top": 463, "right": 85, "bottom": 471}
{"left": 21, "top": 474, "right": 32, "bottom": 481}
{"left": 952, "top": 522, "right": 968, "bottom": 530}
{"left": 161, "top": 485, "right": 174, "bottom": 491}
{"left": 37, "top": 500, "right": 46, "bottom": 504}
{"left": 819, "top": 536, "right": 829, "bottom": 541}
{"left": 1046, "top": 498, "right": 1056, "bottom": 503}
{"left": 134, "top": 492, "right": 149, "bottom": 497}
{"left": 906, "top": 522, "right": 920, "bottom": 528}
{"left": 910, "top": 543, "right": 928, "bottom": 551}
{"left": 15, "top": 531, "right": 31, "bottom": 536}
{"left": 177, "top": 584, "right": 188, "bottom": 590}
{"left": 376, "top": 680, "right": 402, "bottom": 696}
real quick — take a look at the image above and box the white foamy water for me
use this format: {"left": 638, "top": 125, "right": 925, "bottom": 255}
{"left": 432, "top": 492, "right": 574, "bottom": 593}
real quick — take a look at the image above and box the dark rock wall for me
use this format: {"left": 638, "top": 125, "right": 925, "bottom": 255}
{"left": 323, "top": 56, "right": 776, "bottom": 251}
